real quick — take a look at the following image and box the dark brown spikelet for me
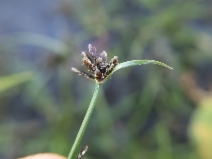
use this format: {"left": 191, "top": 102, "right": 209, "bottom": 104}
{"left": 71, "top": 68, "right": 95, "bottom": 80}
{"left": 72, "top": 44, "right": 119, "bottom": 84}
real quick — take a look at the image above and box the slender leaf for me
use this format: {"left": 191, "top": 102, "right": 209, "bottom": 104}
{"left": 100, "top": 60, "right": 173, "bottom": 84}
{"left": 0, "top": 32, "right": 68, "bottom": 55}
{"left": 113, "top": 60, "right": 173, "bottom": 72}
{"left": 0, "top": 71, "right": 34, "bottom": 93}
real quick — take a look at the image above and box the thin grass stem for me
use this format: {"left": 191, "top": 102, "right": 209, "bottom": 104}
{"left": 68, "top": 84, "right": 100, "bottom": 159}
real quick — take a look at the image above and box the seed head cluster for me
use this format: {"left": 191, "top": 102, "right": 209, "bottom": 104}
{"left": 72, "top": 44, "right": 119, "bottom": 84}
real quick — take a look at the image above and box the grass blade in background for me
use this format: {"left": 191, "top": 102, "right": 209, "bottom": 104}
{"left": 0, "top": 71, "right": 34, "bottom": 93}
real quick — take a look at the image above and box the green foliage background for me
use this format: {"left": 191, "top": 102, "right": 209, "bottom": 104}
{"left": 0, "top": 0, "right": 212, "bottom": 159}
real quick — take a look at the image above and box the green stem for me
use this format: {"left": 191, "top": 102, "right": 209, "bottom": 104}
{"left": 68, "top": 84, "right": 100, "bottom": 159}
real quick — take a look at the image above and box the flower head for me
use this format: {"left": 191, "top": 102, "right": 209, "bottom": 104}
{"left": 72, "top": 44, "right": 119, "bottom": 84}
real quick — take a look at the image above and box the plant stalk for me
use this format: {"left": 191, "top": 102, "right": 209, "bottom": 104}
{"left": 68, "top": 84, "right": 100, "bottom": 159}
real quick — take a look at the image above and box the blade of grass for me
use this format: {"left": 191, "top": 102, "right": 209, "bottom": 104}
{"left": 0, "top": 71, "right": 34, "bottom": 93}
{"left": 101, "top": 60, "right": 173, "bottom": 84}
{"left": 113, "top": 60, "right": 173, "bottom": 72}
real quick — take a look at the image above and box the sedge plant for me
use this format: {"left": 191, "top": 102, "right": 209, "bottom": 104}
{"left": 69, "top": 44, "right": 173, "bottom": 159}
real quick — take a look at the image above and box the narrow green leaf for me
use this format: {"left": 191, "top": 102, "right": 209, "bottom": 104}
{"left": 113, "top": 60, "right": 173, "bottom": 72}
{"left": 0, "top": 71, "right": 34, "bottom": 93}
{"left": 0, "top": 32, "right": 68, "bottom": 55}
{"left": 100, "top": 60, "right": 172, "bottom": 84}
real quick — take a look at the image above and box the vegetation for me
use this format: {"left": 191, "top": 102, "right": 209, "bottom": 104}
{"left": 0, "top": 1, "right": 212, "bottom": 159}
{"left": 69, "top": 44, "right": 172, "bottom": 159}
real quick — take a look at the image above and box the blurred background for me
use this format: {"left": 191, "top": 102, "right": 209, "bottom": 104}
{"left": 0, "top": 0, "right": 212, "bottom": 159}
